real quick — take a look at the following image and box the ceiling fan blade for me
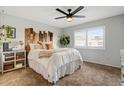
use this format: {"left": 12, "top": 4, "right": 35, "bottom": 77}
{"left": 55, "top": 16, "right": 66, "bottom": 19}
{"left": 73, "top": 15, "right": 85, "bottom": 18}
{"left": 71, "top": 6, "right": 84, "bottom": 15}
{"left": 56, "top": 8, "right": 68, "bottom": 15}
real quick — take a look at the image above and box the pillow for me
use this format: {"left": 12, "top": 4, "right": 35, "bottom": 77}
{"left": 35, "top": 43, "right": 43, "bottom": 49}
{"left": 29, "top": 43, "right": 43, "bottom": 50}
{"left": 38, "top": 41, "right": 47, "bottom": 49}
{"left": 29, "top": 44, "right": 36, "bottom": 50}
{"left": 45, "top": 43, "right": 53, "bottom": 50}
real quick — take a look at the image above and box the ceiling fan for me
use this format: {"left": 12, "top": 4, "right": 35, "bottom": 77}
{"left": 55, "top": 6, "right": 85, "bottom": 22}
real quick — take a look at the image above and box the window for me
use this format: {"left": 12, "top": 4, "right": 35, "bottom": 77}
{"left": 74, "top": 26, "right": 105, "bottom": 49}
{"left": 75, "top": 31, "right": 86, "bottom": 47}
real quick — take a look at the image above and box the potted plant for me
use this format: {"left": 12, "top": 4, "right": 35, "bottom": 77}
{"left": 59, "top": 34, "right": 70, "bottom": 47}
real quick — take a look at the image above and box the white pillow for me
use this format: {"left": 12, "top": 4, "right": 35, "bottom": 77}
{"left": 41, "top": 42, "right": 47, "bottom": 49}
{"left": 29, "top": 44, "right": 36, "bottom": 50}
{"left": 30, "top": 43, "right": 43, "bottom": 50}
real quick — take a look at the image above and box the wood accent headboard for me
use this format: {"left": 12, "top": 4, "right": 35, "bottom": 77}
{"left": 25, "top": 28, "right": 53, "bottom": 52}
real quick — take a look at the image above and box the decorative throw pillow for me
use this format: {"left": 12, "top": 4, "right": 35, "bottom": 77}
{"left": 38, "top": 41, "right": 46, "bottom": 49}
{"left": 35, "top": 43, "right": 43, "bottom": 49}
{"left": 45, "top": 43, "right": 53, "bottom": 50}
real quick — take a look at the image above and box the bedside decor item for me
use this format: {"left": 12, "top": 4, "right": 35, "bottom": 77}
{"left": 3, "top": 42, "right": 10, "bottom": 52}
{"left": 11, "top": 41, "right": 23, "bottom": 51}
{"left": 59, "top": 34, "right": 70, "bottom": 47}
{"left": 19, "top": 41, "right": 24, "bottom": 49}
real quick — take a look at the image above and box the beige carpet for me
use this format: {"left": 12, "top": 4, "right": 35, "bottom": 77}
{"left": 0, "top": 62, "right": 121, "bottom": 86}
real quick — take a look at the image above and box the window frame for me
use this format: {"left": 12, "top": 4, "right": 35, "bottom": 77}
{"left": 74, "top": 26, "right": 106, "bottom": 50}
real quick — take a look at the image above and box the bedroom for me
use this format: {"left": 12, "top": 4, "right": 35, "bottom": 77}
{"left": 0, "top": 6, "right": 124, "bottom": 86}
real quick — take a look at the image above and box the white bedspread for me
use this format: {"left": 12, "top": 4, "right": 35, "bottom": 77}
{"left": 28, "top": 48, "right": 83, "bottom": 83}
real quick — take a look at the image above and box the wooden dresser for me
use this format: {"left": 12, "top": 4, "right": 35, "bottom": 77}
{"left": 0, "top": 50, "right": 26, "bottom": 74}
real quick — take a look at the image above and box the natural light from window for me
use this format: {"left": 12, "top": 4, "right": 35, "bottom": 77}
{"left": 74, "top": 26, "right": 105, "bottom": 49}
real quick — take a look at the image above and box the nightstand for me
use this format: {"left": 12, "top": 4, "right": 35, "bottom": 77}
{"left": 0, "top": 50, "right": 26, "bottom": 74}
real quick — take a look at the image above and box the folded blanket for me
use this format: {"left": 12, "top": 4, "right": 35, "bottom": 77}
{"left": 39, "top": 50, "right": 53, "bottom": 58}
{"left": 39, "top": 48, "right": 69, "bottom": 58}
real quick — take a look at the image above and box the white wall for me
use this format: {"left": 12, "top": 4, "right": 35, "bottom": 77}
{"left": 63, "top": 14, "right": 124, "bottom": 68}
{"left": 1, "top": 14, "right": 124, "bottom": 67}
{"left": 2, "top": 14, "right": 63, "bottom": 48}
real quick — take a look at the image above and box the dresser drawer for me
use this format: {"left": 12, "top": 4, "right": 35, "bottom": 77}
{"left": 4, "top": 62, "right": 14, "bottom": 70}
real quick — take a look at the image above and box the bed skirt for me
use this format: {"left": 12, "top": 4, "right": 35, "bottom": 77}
{"left": 28, "top": 59, "right": 83, "bottom": 83}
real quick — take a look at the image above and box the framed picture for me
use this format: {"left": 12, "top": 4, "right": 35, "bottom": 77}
{"left": 0, "top": 25, "right": 16, "bottom": 39}
{"left": 6, "top": 27, "right": 16, "bottom": 39}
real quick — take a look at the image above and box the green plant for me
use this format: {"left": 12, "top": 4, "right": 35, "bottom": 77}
{"left": 0, "top": 40, "right": 2, "bottom": 47}
{"left": 0, "top": 25, "right": 13, "bottom": 48}
{"left": 59, "top": 34, "right": 70, "bottom": 47}
{"left": 1, "top": 25, "right": 13, "bottom": 38}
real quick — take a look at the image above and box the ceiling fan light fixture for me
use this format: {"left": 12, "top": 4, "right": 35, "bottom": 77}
{"left": 55, "top": 6, "right": 85, "bottom": 22}
{"left": 66, "top": 17, "right": 73, "bottom": 22}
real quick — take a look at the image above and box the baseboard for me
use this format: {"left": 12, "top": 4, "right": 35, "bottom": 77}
{"left": 83, "top": 59, "right": 121, "bottom": 68}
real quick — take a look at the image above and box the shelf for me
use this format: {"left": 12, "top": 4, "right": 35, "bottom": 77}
{"left": 5, "top": 56, "right": 14, "bottom": 59}
{"left": 15, "top": 66, "right": 25, "bottom": 69}
{"left": 3, "top": 60, "right": 15, "bottom": 63}
{"left": 3, "top": 66, "right": 25, "bottom": 73}
{"left": 16, "top": 58, "right": 25, "bottom": 61}
{"left": 2, "top": 50, "right": 25, "bottom": 53}
{"left": 3, "top": 68, "right": 14, "bottom": 72}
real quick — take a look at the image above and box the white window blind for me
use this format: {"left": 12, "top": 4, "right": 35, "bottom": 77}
{"left": 74, "top": 26, "right": 105, "bottom": 49}
{"left": 74, "top": 31, "right": 86, "bottom": 47}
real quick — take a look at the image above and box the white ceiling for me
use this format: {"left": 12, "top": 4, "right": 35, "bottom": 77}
{"left": 0, "top": 6, "right": 124, "bottom": 28}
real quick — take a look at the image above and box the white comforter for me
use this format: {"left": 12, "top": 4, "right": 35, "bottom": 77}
{"left": 28, "top": 48, "right": 83, "bottom": 83}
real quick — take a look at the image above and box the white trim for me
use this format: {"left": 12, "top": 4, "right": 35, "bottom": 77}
{"left": 75, "top": 47, "right": 106, "bottom": 50}
{"left": 84, "top": 59, "right": 120, "bottom": 68}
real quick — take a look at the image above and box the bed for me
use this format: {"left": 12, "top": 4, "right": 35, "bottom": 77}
{"left": 28, "top": 48, "right": 83, "bottom": 83}
{"left": 25, "top": 28, "right": 83, "bottom": 83}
